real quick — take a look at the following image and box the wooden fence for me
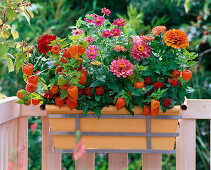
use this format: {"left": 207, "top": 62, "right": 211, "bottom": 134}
{"left": 0, "top": 97, "right": 210, "bottom": 170}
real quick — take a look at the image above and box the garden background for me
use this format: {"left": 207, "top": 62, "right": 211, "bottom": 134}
{"left": 0, "top": 0, "right": 210, "bottom": 169}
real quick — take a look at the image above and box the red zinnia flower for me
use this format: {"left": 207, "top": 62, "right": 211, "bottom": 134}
{"left": 144, "top": 77, "right": 151, "bottom": 84}
{"left": 164, "top": 99, "right": 171, "bottom": 107}
{"left": 37, "top": 34, "right": 57, "bottom": 54}
{"left": 154, "top": 81, "right": 164, "bottom": 90}
{"left": 95, "top": 86, "right": 104, "bottom": 95}
{"left": 84, "top": 87, "right": 93, "bottom": 97}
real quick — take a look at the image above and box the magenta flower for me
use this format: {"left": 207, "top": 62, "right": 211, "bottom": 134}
{"left": 84, "top": 14, "right": 95, "bottom": 23}
{"left": 89, "top": 45, "right": 98, "bottom": 51}
{"left": 86, "top": 45, "right": 98, "bottom": 60}
{"left": 102, "top": 30, "right": 112, "bottom": 39}
{"left": 93, "top": 16, "right": 105, "bottom": 26}
{"left": 85, "top": 36, "right": 94, "bottom": 43}
{"left": 131, "top": 40, "right": 151, "bottom": 61}
{"left": 73, "top": 141, "right": 86, "bottom": 161}
{"left": 114, "top": 45, "right": 127, "bottom": 52}
{"left": 71, "top": 28, "right": 84, "bottom": 36}
{"left": 110, "top": 57, "right": 134, "bottom": 78}
{"left": 140, "top": 35, "right": 154, "bottom": 43}
{"left": 101, "top": 8, "right": 111, "bottom": 16}
{"left": 132, "top": 36, "right": 141, "bottom": 43}
{"left": 112, "top": 18, "right": 126, "bottom": 28}
{"left": 111, "top": 28, "right": 121, "bottom": 37}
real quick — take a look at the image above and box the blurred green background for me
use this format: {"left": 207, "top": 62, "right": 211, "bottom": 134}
{"left": 0, "top": 0, "right": 211, "bottom": 169}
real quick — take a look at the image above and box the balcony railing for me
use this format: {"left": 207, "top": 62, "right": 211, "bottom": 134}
{"left": 0, "top": 97, "right": 210, "bottom": 170}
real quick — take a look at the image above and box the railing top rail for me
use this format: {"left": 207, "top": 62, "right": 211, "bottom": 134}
{"left": 0, "top": 97, "right": 211, "bottom": 125}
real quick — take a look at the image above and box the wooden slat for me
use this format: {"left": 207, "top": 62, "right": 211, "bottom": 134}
{"left": 142, "top": 153, "right": 162, "bottom": 170}
{"left": 0, "top": 97, "right": 20, "bottom": 124}
{"left": 75, "top": 153, "right": 95, "bottom": 170}
{"left": 176, "top": 119, "right": 196, "bottom": 170}
{"left": 0, "top": 124, "right": 3, "bottom": 170}
{"left": 182, "top": 99, "right": 211, "bottom": 119}
{"left": 108, "top": 153, "right": 128, "bottom": 170}
{"left": 21, "top": 104, "right": 47, "bottom": 117}
{"left": 18, "top": 116, "right": 28, "bottom": 170}
{"left": 42, "top": 116, "right": 61, "bottom": 170}
{"left": 8, "top": 119, "right": 18, "bottom": 167}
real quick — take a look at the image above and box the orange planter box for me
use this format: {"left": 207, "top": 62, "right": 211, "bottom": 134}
{"left": 46, "top": 105, "right": 181, "bottom": 154}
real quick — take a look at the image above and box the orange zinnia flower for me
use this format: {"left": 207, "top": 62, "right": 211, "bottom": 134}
{"left": 163, "top": 29, "right": 189, "bottom": 49}
{"left": 151, "top": 26, "right": 167, "bottom": 36}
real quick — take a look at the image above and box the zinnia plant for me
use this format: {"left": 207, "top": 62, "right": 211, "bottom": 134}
{"left": 14, "top": 8, "right": 198, "bottom": 116}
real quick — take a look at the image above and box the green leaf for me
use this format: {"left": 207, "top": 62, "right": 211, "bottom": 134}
{"left": 11, "top": 28, "right": 19, "bottom": 39}
{"left": 186, "top": 86, "right": 196, "bottom": 93}
{"left": 23, "top": 10, "right": 31, "bottom": 25}
{"left": 134, "top": 96, "right": 144, "bottom": 109}
{"left": 187, "top": 61, "right": 197, "bottom": 67}
{"left": 90, "top": 80, "right": 102, "bottom": 87}
{"left": 0, "top": 43, "right": 9, "bottom": 56}
{"left": 5, "top": 8, "right": 17, "bottom": 21}
{"left": 6, "top": 57, "right": 14, "bottom": 72}
{"left": 107, "top": 82, "right": 119, "bottom": 93}
{"left": 58, "top": 75, "right": 68, "bottom": 85}
{"left": 94, "top": 108, "right": 101, "bottom": 118}
{"left": 16, "top": 60, "right": 24, "bottom": 73}
{"left": 83, "top": 104, "right": 89, "bottom": 115}
{"left": 16, "top": 99, "right": 25, "bottom": 104}
{"left": 95, "top": 95, "right": 101, "bottom": 102}
{"left": 125, "top": 105, "right": 134, "bottom": 115}
{"left": 60, "top": 90, "right": 68, "bottom": 99}
{"left": 184, "top": 0, "right": 191, "bottom": 13}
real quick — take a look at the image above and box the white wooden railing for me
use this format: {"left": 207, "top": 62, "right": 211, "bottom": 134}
{"left": 0, "top": 97, "right": 211, "bottom": 170}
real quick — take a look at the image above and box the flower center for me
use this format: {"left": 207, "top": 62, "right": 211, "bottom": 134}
{"left": 96, "top": 19, "right": 100, "bottom": 23}
{"left": 119, "top": 63, "right": 126, "bottom": 68}
{"left": 137, "top": 45, "right": 144, "bottom": 52}
{"left": 105, "top": 32, "right": 109, "bottom": 35}
{"left": 117, "top": 21, "right": 121, "bottom": 25}
{"left": 114, "top": 31, "right": 118, "bottom": 34}
{"left": 105, "top": 10, "right": 108, "bottom": 13}
{"left": 90, "top": 52, "right": 93, "bottom": 56}
{"left": 75, "top": 30, "right": 78, "bottom": 34}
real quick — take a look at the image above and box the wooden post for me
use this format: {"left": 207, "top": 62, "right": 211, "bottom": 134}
{"left": 108, "top": 153, "right": 128, "bottom": 170}
{"left": 176, "top": 119, "right": 196, "bottom": 170}
{"left": 75, "top": 153, "right": 95, "bottom": 170}
{"left": 142, "top": 153, "right": 162, "bottom": 170}
{"left": 42, "top": 116, "right": 61, "bottom": 170}
{"left": 18, "top": 117, "right": 28, "bottom": 170}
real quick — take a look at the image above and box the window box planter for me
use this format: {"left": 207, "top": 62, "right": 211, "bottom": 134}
{"left": 47, "top": 105, "right": 181, "bottom": 154}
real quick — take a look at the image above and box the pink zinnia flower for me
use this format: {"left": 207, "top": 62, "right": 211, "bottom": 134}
{"left": 140, "top": 35, "right": 154, "bottom": 43}
{"left": 131, "top": 40, "right": 151, "bottom": 61}
{"left": 111, "top": 28, "right": 121, "bottom": 37}
{"left": 73, "top": 141, "right": 86, "bottom": 161}
{"left": 85, "top": 36, "right": 94, "bottom": 43}
{"left": 110, "top": 57, "right": 134, "bottom": 78}
{"left": 101, "top": 8, "right": 111, "bottom": 16}
{"left": 112, "top": 18, "right": 126, "bottom": 28}
{"left": 132, "top": 36, "right": 141, "bottom": 43}
{"left": 89, "top": 45, "right": 98, "bottom": 51}
{"left": 71, "top": 28, "right": 84, "bottom": 36}
{"left": 86, "top": 45, "right": 98, "bottom": 60}
{"left": 93, "top": 16, "right": 105, "bottom": 26}
{"left": 30, "top": 123, "right": 37, "bottom": 132}
{"left": 114, "top": 45, "right": 127, "bottom": 52}
{"left": 102, "top": 30, "right": 112, "bottom": 39}
{"left": 84, "top": 14, "right": 95, "bottom": 23}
